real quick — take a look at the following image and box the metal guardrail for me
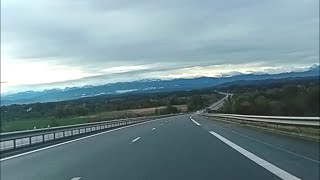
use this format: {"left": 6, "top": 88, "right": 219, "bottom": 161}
{"left": 202, "top": 113, "right": 320, "bottom": 127}
{"left": 0, "top": 114, "right": 177, "bottom": 152}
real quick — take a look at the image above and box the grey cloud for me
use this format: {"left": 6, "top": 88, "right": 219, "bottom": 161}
{"left": 2, "top": 0, "right": 319, "bottom": 75}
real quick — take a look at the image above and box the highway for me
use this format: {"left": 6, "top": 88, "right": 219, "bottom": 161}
{"left": 199, "top": 92, "right": 232, "bottom": 112}
{"left": 1, "top": 114, "right": 319, "bottom": 180}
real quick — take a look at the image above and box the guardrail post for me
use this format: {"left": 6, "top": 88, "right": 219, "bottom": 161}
{"left": 42, "top": 134, "right": 45, "bottom": 142}
{"left": 13, "top": 139, "right": 16, "bottom": 149}
{"left": 53, "top": 133, "right": 56, "bottom": 140}
{"left": 29, "top": 136, "right": 32, "bottom": 145}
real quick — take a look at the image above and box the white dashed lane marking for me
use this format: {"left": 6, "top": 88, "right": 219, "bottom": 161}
{"left": 70, "top": 177, "right": 81, "bottom": 180}
{"left": 131, "top": 137, "right": 141, "bottom": 143}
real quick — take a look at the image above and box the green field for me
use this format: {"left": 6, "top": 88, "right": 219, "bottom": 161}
{"left": 0, "top": 105, "right": 187, "bottom": 132}
{"left": 1, "top": 117, "right": 87, "bottom": 132}
{"left": 1, "top": 110, "right": 137, "bottom": 132}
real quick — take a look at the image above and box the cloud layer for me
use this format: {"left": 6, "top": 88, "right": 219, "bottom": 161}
{"left": 1, "top": 0, "right": 319, "bottom": 93}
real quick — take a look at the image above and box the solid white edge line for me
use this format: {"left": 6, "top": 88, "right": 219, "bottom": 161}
{"left": 190, "top": 116, "right": 201, "bottom": 126}
{"left": 209, "top": 131, "right": 301, "bottom": 180}
{"left": 131, "top": 137, "right": 141, "bottom": 143}
{"left": 0, "top": 118, "right": 167, "bottom": 162}
{"left": 209, "top": 122, "right": 320, "bottom": 164}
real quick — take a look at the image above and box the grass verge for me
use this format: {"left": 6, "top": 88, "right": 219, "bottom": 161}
{"left": 202, "top": 115, "right": 320, "bottom": 141}
{"left": 1, "top": 105, "right": 187, "bottom": 133}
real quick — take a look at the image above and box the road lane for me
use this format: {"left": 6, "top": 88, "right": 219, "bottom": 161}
{"left": 0, "top": 115, "right": 293, "bottom": 180}
{"left": 110, "top": 115, "right": 279, "bottom": 180}
{"left": 0, "top": 116, "right": 172, "bottom": 180}
{"left": 209, "top": 131, "right": 299, "bottom": 180}
{"left": 193, "top": 115, "right": 320, "bottom": 180}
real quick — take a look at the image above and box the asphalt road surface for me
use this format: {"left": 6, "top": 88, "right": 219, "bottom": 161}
{"left": 1, "top": 114, "right": 319, "bottom": 180}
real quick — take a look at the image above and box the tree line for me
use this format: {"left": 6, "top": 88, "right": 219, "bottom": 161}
{"left": 1, "top": 89, "right": 223, "bottom": 121}
{"left": 218, "top": 84, "right": 319, "bottom": 116}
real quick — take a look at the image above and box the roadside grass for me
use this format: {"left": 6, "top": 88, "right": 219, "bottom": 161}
{"left": 1, "top": 105, "right": 187, "bottom": 133}
{"left": 1, "top": 117, "right": 92, "bottom": 132}
{"left": 204, "top": 116, "right": 320, "bottom": 141}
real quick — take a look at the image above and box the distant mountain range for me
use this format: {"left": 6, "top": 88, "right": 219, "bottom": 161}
{"left": 1, "top": 65, "right": 319, "bottom": 105}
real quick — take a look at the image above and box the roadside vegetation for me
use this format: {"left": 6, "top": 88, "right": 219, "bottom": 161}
{"left": 1, "top": 89, "right": 223, "bottom": 132}
{"left": 217, "top": 78, "right": 319, "bottom": 116}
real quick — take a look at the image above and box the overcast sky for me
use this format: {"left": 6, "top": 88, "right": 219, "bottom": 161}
{"left": 1, "top": 0, "right": 319, "bottom": 94}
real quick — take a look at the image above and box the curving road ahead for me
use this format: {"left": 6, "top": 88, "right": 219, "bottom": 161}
{"left": 1, "top": 114, "right": 319, "bottom": 180}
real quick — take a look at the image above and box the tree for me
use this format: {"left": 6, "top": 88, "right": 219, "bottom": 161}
{"left": 54, "top": 106, "right": 67, "bottom": 119}
{"left": 165, "top": 104, "right": 179, "bottom": 114}
{"left": 74, "top": 106, "right": 89, "bottom": 116}
{"left": 254, "top": 96, "right": 269, "bottom": 115}
{"left": 220, "top": 96, "right": 232, "bottom": 113}
{"left": 268, "top": 101, "right": 285, "bottom": 115}
{"left": 187, "top": 95, "right": 205, "bottom": 111}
